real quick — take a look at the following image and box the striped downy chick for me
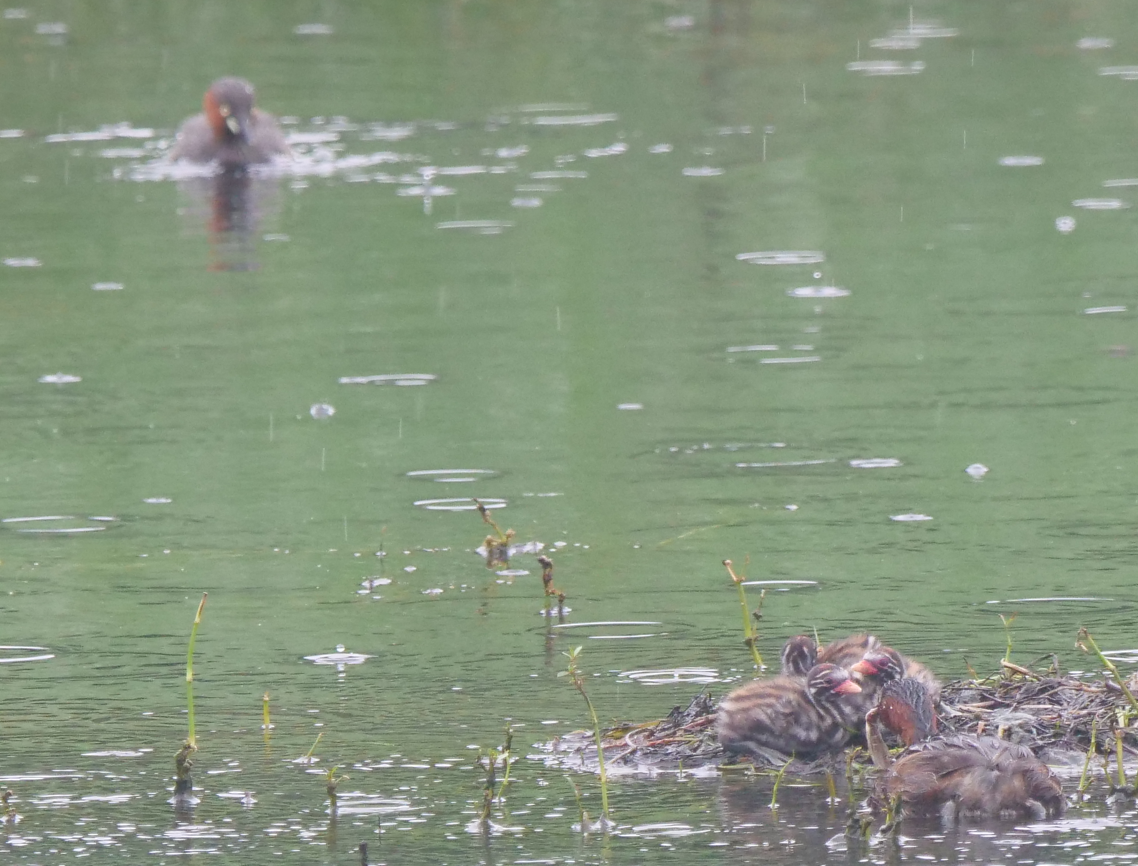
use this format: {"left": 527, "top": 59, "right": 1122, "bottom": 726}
{"left": 780, "top": 633, "right": 882, "bottom": 678}
{"left": 717, "top": 663, "right": 863, "bottom": 761}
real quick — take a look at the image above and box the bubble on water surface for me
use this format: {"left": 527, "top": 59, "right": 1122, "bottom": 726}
{"left": 38, "top": 373, "right": 80, "bottom": 384}
{"left": 682, "top": 166, "right": 724, "bottom": 177}
{"left": 309, "top": 403, "right": 335, "bottom": 419}
{"left": 891, "top": 513, "right": 933, "bottom": 521}
{"left": 965, "top": 463, "right": 990, "bottom": 479}
{"left": 510, "top": 196, "right": 542, "bottom": 208}
{"left": 1099, "top": 66, "right": 1138, "bottom": 79}
{"left": 741, "top": 580, "right": 818, "bottom": 590}
{"left": 496, "top": 569, "right": 529, "bottom": 577}
{"left": 305, "top": 648, "right": 372, "bottom": 666}
{"left": 761, "top": 355, "right": 820, "bottom": 364}
{"left": 5, "top": 257, "right": 41, "bottom": 267}
{"left": 339, "top": 373, "right": 436, "bottom": 386}
{"left": 35, "top": 21, "right": 66, "bottom": 34}
{"left": 850, "top": 458, "right": 902, "bottom": 468}
{"left": 870, "top": 36, "right": 921, "bottom": 49}
{"left": 890, "top": 23, "right": 959, "bottom": 38}
{"left": 1055, "top": 216, "right": 1076, "bottom": 234}
{"left": 45, "top": 123, "right": 153, "bottom": 142}
{"left": 529, "top": 114, "right": 618, "bottom": 127}
{"left": 3, "top": 9, "right": 28, "bottom": 19}
{"left": 294, "top": 23, "right": 333, "bottom": 35}
{"left": 583, "top": 142, "right": 628, "bottom": 158}
{"left": 1078, "top": 37, "right": 1115, "bottom": 49}
{"left": 82, "top": 750, "right": 151, "bottom": 757}
{"left": 436, "top": 220, "right": 514, "bottom": 235}
{"left": 143, "top": 497, "right": 172, "bottom": 504}
{"left": 1084, "top": 306, "right": 1126, "bottom": 314}
{"left": 406, "top": 469, "right": 498, "bottom": 483}
{"left": 737, "top": 459, "right": 834, "bottom": 468}
{"left": 727, "top": 344, "right": 779, "bottom": 353}
{"left": 617, "top": 403, "right": 643, "bottom": 410}
{"left": 737, "top": 251, "right": 824, "bottom": 265}
{"left": 0, "top": 646, "right": 54, "bottom": 664}
{"left": 999, "top": 155, "right": 1044, "bottom": 167}
{"left": 787, "top": 285, "right": 849, "bottom": 298}
{"left": 415, "top": 497, "right": 506, "bottom": 512}
{"left": 330, "top": 794, "right": 413, "bottom": 816}
{"left": 397, "top": 183, "right": 454, "bottom": 198}
{"left": 92, "top": 281, "right": 123, "bottom": 291}
{"left": 1074, "top": 199, "right": 1129, "bottom": 211}
{"left": 846, "top": 60, "right": 925, "bottom": 76}
{"left": 649, "top": 143, "right": 673, "bottom": 154}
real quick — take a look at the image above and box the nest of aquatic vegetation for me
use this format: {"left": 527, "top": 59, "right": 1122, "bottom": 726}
{"left": 535, "top": 667, "right": 1138, "bottom": 776}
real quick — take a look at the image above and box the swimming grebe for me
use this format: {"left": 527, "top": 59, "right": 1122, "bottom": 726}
{"left": 171, "top": 77, "right": 290, "bottom": 166}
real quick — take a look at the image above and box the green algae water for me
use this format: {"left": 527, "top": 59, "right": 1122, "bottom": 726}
{"left": 3, "top": 1, "right": 1138, "bottom": 862}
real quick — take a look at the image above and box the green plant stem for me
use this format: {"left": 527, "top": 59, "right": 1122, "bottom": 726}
{"left": 1078, "top": 718, "right": 1097, "bottom": 798}
{"left": 578, "top": 687, "right": 609, "bottom": 818}
{"left": 1078, "top": 629, "right": 1138, "bottom": 714}
{"left": 185, "top": 593, "right": 208, "bottom": 748}
{"left": 769, "top": 757, "right": 793, "bottom": 810}
{"left": 305, "top": 732, "right": 324, "bottom": 761}
{"left": 724, "top": 560, "right": 764, "bottom": 670}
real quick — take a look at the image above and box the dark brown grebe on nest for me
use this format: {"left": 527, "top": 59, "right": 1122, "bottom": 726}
{"left": 866, "top": 678, "right": 1066, "bottom": 822}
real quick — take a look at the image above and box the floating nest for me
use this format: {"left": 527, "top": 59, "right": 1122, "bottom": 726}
{"left": 534, "top": 668, "right": 1138, "bottom": 776}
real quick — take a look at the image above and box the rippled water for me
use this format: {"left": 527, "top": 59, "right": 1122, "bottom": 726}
{"left": 5, "top": 0, "right": 1138, "bottom": 863}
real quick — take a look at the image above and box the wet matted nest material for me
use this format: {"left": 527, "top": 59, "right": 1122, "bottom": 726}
{"left": 533, "top": 671, "right": 1138, "bottom": 776}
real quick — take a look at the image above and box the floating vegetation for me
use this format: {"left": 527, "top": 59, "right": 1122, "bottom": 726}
{"left": 339, "top": 373, "right": 437, "bottom": 386}
{"left": 736, "top": 250, "right": 824, "bottom": 265}
{"left": 476, "top": 498, "right": 514, "bottom": 568}
{"left": 540, "top": 650, "right": 1138, "bottom": 778}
